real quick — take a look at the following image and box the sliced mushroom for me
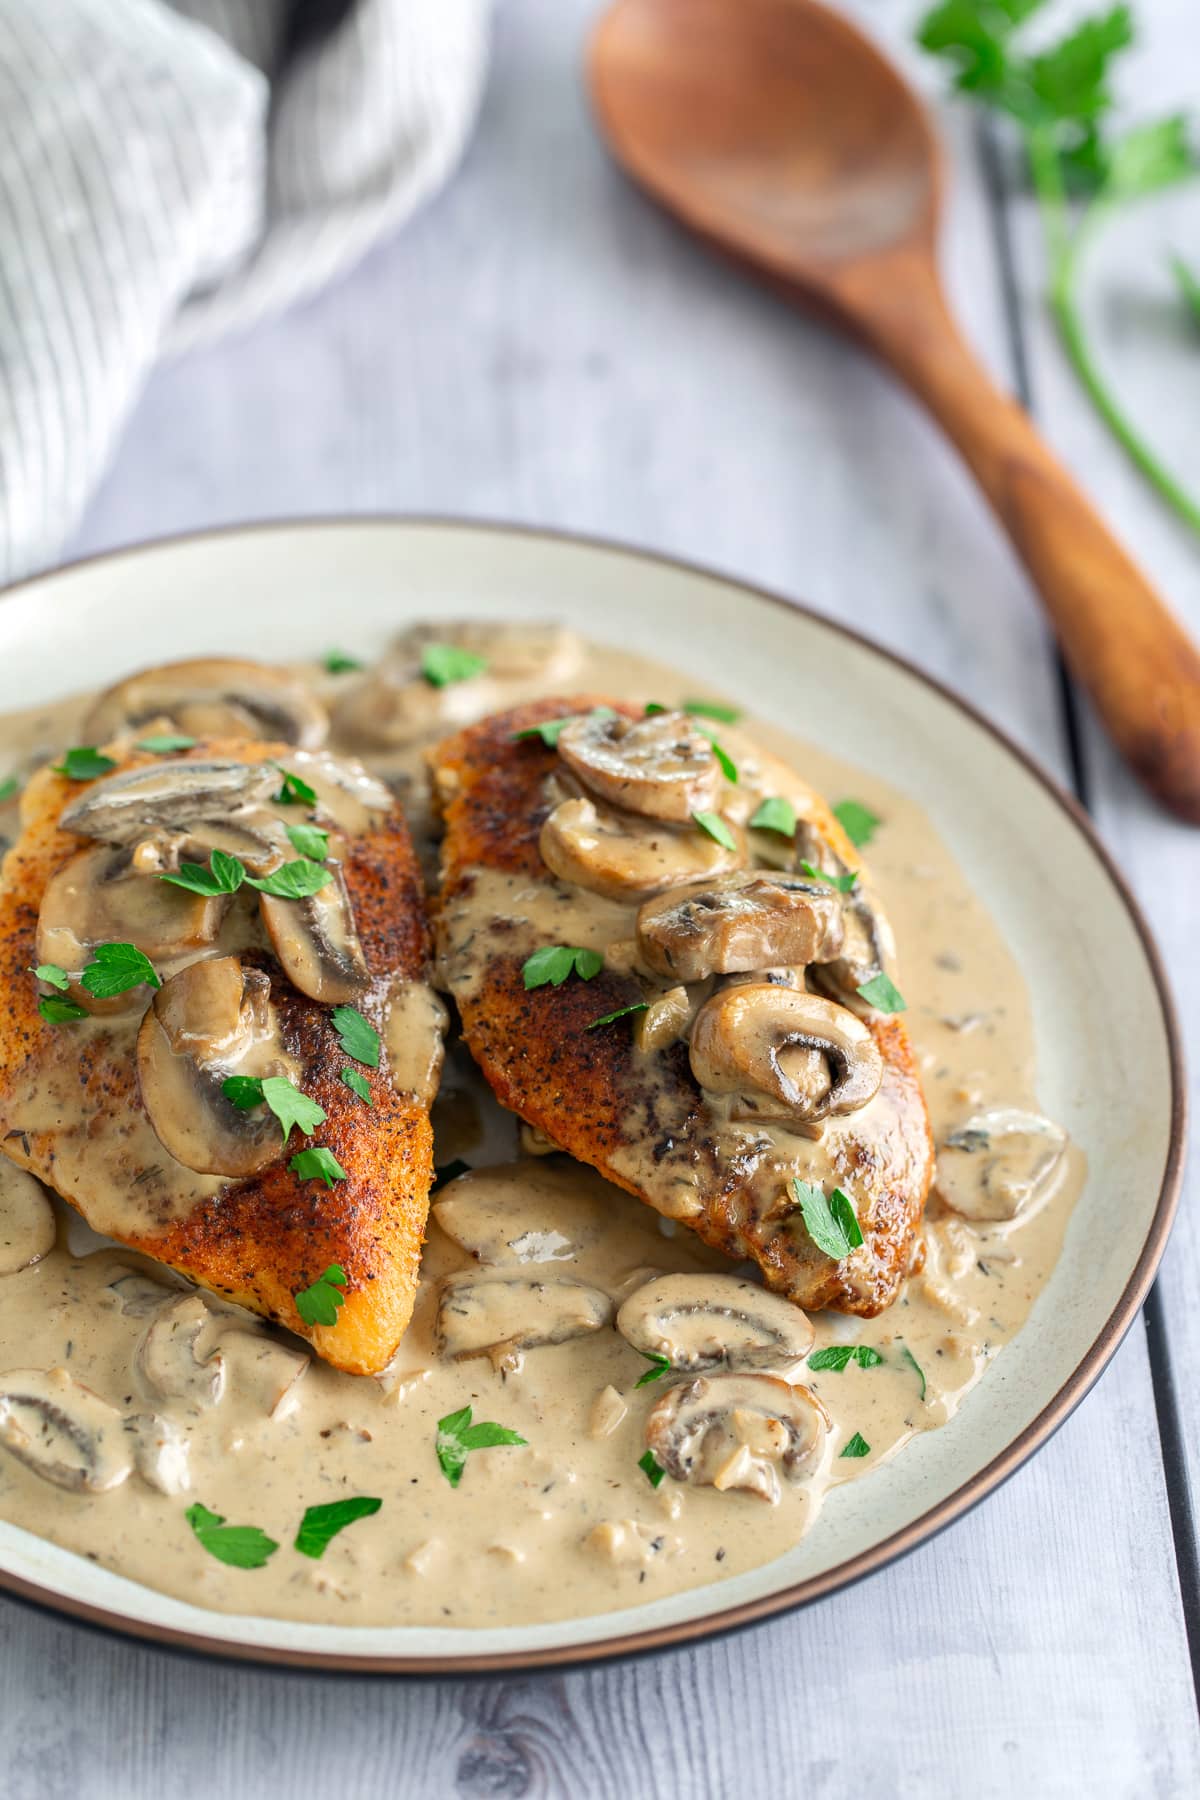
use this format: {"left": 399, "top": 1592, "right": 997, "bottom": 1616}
{"left": 435, "top": 1272, "right": 612, "bottom": 1373}
{"left": 794, "top": 821, "right": 897, "bottom": 1010}
{"left": 617, "top": 1273, "right": 814, "bottom": 1375}
{"left": 556, "top": 710, "right": 720, "bottom": 822}
{"left": 136, "top": 1295, "right": 226, "bottom": 1407}
{"left": 0, "top": 1367, "right": 133, "bottom": 1493}
{"left": 136, "top": 957, "right": 301, "bottom": 1177}
{"left": 540, "top": 796, "right": 744, "bottom": 901}
{"left": 83, "top": 658, "right": 327, "bottom": 748}
{"left": 433, "top": 1161, "right": 614, "bottom": 1266}
{"left": 107, "top": 1270, "right": 187, "bottom": 1317}
{"left": 937, "top": 1107, "right": 1069, "bottom": 1222}
{"left": 124, "top": 1411, "right": 191, "bottom": 1495}
{"left": 634, "top": 985, "right": 694, "bottom": 1053}
{"left": 220, "top": 1334, "right": 309, "bottom": 1420}
{"left": 645, "top": 1372, "right": 827, "bottom": 1503}
{"left": 689, "top": 985, "right": 883, "bottom": 1125}
{"left": 0, "top": 1163, "right": 56, "bottom": 1276}
{"left": 37, "top": 844, "right": 226, "bottom": 1012}
{"left": 259, "top": 864, "right": 369, "bottom": 1004}
{"left": 636, "top": 872, "right": 844, "bottom": 982}
{"left": 59, "top": 758, "right": 280, "bottom": 842}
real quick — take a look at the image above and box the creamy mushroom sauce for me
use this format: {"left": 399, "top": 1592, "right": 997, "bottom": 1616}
{"left": 0, "top": 632, "right": 1084, "bottom": 1628}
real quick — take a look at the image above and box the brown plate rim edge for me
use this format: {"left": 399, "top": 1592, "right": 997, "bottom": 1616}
{"left": 0, "top": 513, "right": 1187, "bottom": 1676}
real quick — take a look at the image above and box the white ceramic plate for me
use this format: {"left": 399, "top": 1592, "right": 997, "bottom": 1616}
{"left": 0, "top": 520, "right": 1183, "bottom": 1672}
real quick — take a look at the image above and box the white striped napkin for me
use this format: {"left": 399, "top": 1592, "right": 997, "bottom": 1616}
{"left": 0, "top": 0, "right": 491, "bottom": 587}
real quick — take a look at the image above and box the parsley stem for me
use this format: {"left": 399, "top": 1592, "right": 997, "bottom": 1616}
{"left": 1025, "top": 122, "right": 1200, "bottom": 539}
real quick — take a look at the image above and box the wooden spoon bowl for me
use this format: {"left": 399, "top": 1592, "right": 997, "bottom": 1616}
{"left": 590, "top": 0, "right": 1200, "bottom": 823}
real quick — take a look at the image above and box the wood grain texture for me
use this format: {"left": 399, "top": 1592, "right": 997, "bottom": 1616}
{"left": 3, "top": 1, "right": 1196, "bottom": 1795}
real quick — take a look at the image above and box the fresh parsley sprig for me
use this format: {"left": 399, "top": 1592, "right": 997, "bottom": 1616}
{"left": 808, "top": 1344, "right": 885, "bottom": 1373}
{"left": 294, "top": 1263, "right": 348, "bottom": 1326}
{"left": 918, "top": 0, "right": 1200, "bottom": 535}
{"left": 294, "top": 1496, "right": 382, "bottom": 1559}
{"left": 332, "top": 1005, "right": 379, "bottom": 1068}
{"left": 80, "top": 942, "right": 161, "bottom": 999}
{"left": 53, "top": 747, "right": 117, "bottom": 781}
{"left": 185, "top": 1502, "right": 278, "bottom": 1570}
{"left": 792, "top": 1179, "right": 864, "bottom": 1260}
{"left": 290, "top": 1147, "right": 347, "bottom": 1189}
{"left": 157, "top": 848, "right": 331, "bottom": 900}
{"left": 635, "top": 1351, "right": 672, "bottom": 1387}
{"left": 222, "top": 1073, "right": 327, "bottom": 1144}
{"left": 435, "top": 1404, "right": 527, "bottom": 1488}
{"left": 522, "top": 944, "right": 604, "bottom": 989}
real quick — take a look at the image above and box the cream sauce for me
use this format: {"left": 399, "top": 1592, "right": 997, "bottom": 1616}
{"left": 0, "top": 631, "right": 1084, "bottom": 1628}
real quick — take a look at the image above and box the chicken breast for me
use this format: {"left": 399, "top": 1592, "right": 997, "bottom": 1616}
{"left": 0, "top": 738, "right": 440, "bottom": 1375}
{"left": 432, "top": 698, "right": 934, "bottom": 1316}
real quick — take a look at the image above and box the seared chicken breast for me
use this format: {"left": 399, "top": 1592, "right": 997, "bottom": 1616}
{"left": 0, "top": 737, "right": 441, "bottom": 1375}
{"left": 432, "top": 699, "right": 934, "bottom": 1316}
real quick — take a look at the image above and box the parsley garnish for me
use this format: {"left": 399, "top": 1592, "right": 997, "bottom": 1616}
{"left": 856, "top": 972, "right": 907, "bottom": 1014}
{"left": 693, "top": 722, "right": 738, "bottom": 784}
{"left": 0, "top": 776, "right": 18, "bottom": 803}
{"left": 421, "top": 643, "right": 488, "bottom": 688}
{"left": 32, "top": 963, "right": 69, "bottom": 991}
{"left": 899, "top": 1344, "right": 927, "bottom": 1401}
{"left": 682, "top": 698, "right": 741, "bottom": 723}
{"left": 331, "top": 1005, "right": 379, "bottom": 1068}
{"left": 274, "top": 766, "right": 318, "bottom": 807}
{"left": 285, "top": 822, "right": 329, "bottom": 861}
{"left": 80, "top": 942, "right": 161, "bottom": 999}
{"left": 185, "top": 1502, "right": 278, "bottom": 1570}
{"left": 919, "top": 0, "right": 1200, "bottom": 538}
{"left": 289, "top": 1147, "right": 347, "bottom": 1188}
{"left": 38, "top": 995, "right": 87, "bottom": 1024}
{"left": 294, "top": 1263, "right": 348, "bottom": 1326}
{"left": 792, "top": 1180, "right": 864, "bottom": 1260}
{"left": 638, "top": 1450, "right": 666, "bottom": 1489}
{"left": 840, "top": 1432, "right": 871, "bottom": 1460}
{"left": 800, "top": 859, "right": 859, "bottom": 894}
{"left": 748, "top": 796, "right": 796, "bottom": 836}
{"left": 158, "top": 848, "right": 246, "bottom": 896}
{"left": 340, "top": 1067, "right": 373, "bottom": 1105}
{"left": 136, "top": 734, "right": 196, "bottom": 754}
{"left": 692, "top": 810, "right": 737, "bottom": 850}
{"left": 323, "top": 650, "right": 363, "bottom": 674}
{"left": 435, "top": 1404, "right": 527, "bottom": 1488}
{"left": 53, "top": 747, "right": 117, "bottom": 781}
{"left": 587, "top": 1000, "right": 649, "bottom": 1031}
{"left": 522, "top": 944, "right": 604, "bottom": 989}
{"left": 808, "top": 1345, "right": 884, "bottom": 1373}
{"left": 250, "top": 859, "right": 331, "bottom": 900}
{"left": 833, "top": 799, "right": 880, "bottom": 847}
{"left": 294, "top": 1495, "right": 382, "bottom": 1560}
{"left": 635, "top": 1351, "right": 672, "bottom": 1387}
{"left": 1173, "top": 255, "right": 1200, "bottom": 330}
{"left": 511, "top": 706, "right": 616, "bottom": 748}
{"left": 222, "top": 1074, "right": 326, "bottom": 1144}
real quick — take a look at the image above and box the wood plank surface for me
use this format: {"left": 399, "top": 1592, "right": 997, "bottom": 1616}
{"left": 2, "top": 3, "right": 1196, "bottom": 1795}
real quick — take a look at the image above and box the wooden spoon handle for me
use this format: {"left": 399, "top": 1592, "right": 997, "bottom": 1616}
{"left": 834, "top": 252, "right": 1200, "bottom": 823}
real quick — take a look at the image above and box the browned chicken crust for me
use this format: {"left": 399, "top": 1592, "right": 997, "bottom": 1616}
{"left": 433, "top": 698, "right": 934, "bottom": 1316}
{"left": 0, "top": 739, "right": 435, "bottom": 1375}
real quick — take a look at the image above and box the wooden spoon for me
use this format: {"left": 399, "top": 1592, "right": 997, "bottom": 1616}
{"left": 589, "top": 0, "right": 1200, "bottom": 823}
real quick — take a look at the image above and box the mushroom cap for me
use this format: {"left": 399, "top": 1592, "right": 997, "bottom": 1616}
{"left": 83, "top": 657, "right": 328, "bottom": 748}
{"left": 258, "top": 862, "right": 370, "bottom": 1004}
{"left": 689, "top": 984, "right": 883, "bottom": 1124}
{"left": 136, "top": 956, "right": 299, "bottom": 1178}
{"left": 645, "top": 1371, "right": 828, "bottom": 1503}
{"left": 123, "top": 1412, "right": 191, "bottom": 1495}
{"left": 556, "top": 709, "right": 720, "bottom": 822}
{"left": 0, "top": 1366, "right": 133, "bottom": 1493}
{"left": 540, "top": 795, "right": 744, "bottom": 901}
{"left": 435, "top": 1271, "right": 613, "bottom": 1371}
{"left": 636, "top": 872, "right": 845, "bottom": 982}
{"left": 59, "top": 758, "right": 281, "bottom": 844}
{"left": 937, "top": 1107, "right": 1068, "bottom": 1221}
{"left": 616, "top": 1272, "right": 814, "bottom": 1374}
{"left": 0, "top": 1163, "right": 56, "bottom": 1276}
{"left": 36, "top": 843, "right": 225, "bottom": 1013}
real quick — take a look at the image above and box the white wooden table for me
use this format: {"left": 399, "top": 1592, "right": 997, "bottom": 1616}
{"left": 4, "top": 2, "right": 1198, "bottom": 1794}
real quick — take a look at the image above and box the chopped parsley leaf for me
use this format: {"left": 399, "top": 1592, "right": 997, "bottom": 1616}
{"left": 638, "top": 1450, "right": 666, "bottom": 1489}
{"left": 294, "top": 1495, "right": 382, "bottom": 1559}
{"left": 31, "top": 963, "right": 70, "bottom": 991}
{"left": 323, "top": 650, "right": 363, "bottom": 674}
{"left": 294, "top": 1263, "right": 348, "bottom": 1327}
{"left": 808, "top": 1345, "right": 884, "bottom": 1373}
{"left": 80, "top": 942, "right": 161, "bottom": 999}
{"left": 635, "top": 1351, "right": 672, "bottom": 1388}
{"left": 158, "top": 848, "right": 245, "bottom": 896}
{"left": 682, "top": 698, "right": 741, "bottom": 723}
{"left": 221, "top": 1074, "right": 327, "bottom": 1144}
{"left": 791, "top": 1180, "right": 864, "bottom": 1260}
{"left": 421, "top": 643, "right": 488, "bottom": 688}
{"left": 436, "top": 1404, "right": 527, "bottom": 1488}
{"left": 185, "top": 1502, "right": 278, "bottom": 1570}
{"left": 840, "top": 1432, "right": 871, "bottom": 1459}
{"left": 522, "top": 944, "right": 604, "bottom": 989}
{"left": 273, "top": 766, "right": 318, "bottom": 807}
{"left": 692, "top": 810, "right": 737, "bottom": 850}
{"left": 899, "top": 1344, "right": 927, "bottom": 1401}
{"left": 136, "top": 734, "right": 196, "bottom": 754}
{"left": 799, "top": 859, "right": 858, "bottom": 893}
{"left": 39, "top": 995, "right": 88, "bottom": 1024}
{"left": 340, "top": 1066, "right": 373, "bottom": 1106}
{"left": 748, "top": 796, "right": 796, "bottom": 836}
{"left": 833, "top": 799, "right": 881, "bottom": 847}
{"left": 289, "top": 1147, "right": 347, "bottom": 1189}
{"left": 285, "top": 822, "right": 329, "bottom": 862}
{"left": 856, "top": 972, "right": 907, "bottom": 1014}
{"left": 332, "top": 1005, "right": 379, "bottom": 1068}
{"left": 53, "top": 747, "right": 117, "bottom": 782}
{"left": 586, "top": 1000, "right": 649, "bottom": 1031}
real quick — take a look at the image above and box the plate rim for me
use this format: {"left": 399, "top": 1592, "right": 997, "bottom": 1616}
{"left": 0, "top": 513, "right": 1186, "bottom": 1675}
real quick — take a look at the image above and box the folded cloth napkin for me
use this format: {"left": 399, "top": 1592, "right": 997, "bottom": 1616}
{"left": 0, "top": 0, "right": 490, "bottom": 586}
